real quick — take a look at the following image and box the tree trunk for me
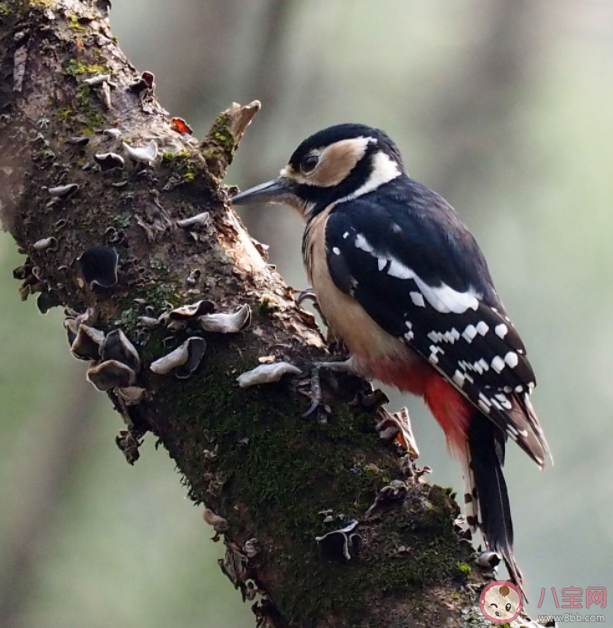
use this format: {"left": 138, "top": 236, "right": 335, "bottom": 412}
{"left": 0, "top": 2, "right": 539, "bottom": 626}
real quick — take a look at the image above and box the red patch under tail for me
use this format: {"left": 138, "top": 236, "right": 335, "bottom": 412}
{"left": 422, "top": 372, "right": 472, "bottom": 455}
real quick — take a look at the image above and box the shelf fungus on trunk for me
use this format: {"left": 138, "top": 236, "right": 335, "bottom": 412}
{"left": 375, "top": 406, "right": 420, "bottom": 460}
{"left": 236, "top": 361, "right": 302, "bottom": 388}
{"left": 94, "top": 152, "right": 125, "bottom": 172}
{"left": 77, "top": 246, "right": 119, "bottom": 289}
{"left": 364, "top": 480, "right": 410, "bottom": 521}
{"left": 70, "top": 323, "right": 105, "bottom": 361}
{"left": 176, "top": 212, "right": 211, "bottom": 229}
{"left": 48, "top": 183, "right": 79, "bottom": 198}
{"left": 87, "top": 359, "right": 136, "bottom": 391}
{"left": 122, "top": 139, "right": 159, "bottom": 165}
{"left": 199, "top": 304, "right": 251, "bottom": 334}
{"left": 203, "top": 507, "right": 229, "bottom": 541}
{"left": 315, "top": 520, "right": 361, "bottom": 562}
{"left": 33, "top": 236, "right": 58, "bottom": 252}
{"left": 149, "top": 336, "right": 207, "bottom": 379}
{"left": 101, "top": 329, "right": 141, "bottom": 374}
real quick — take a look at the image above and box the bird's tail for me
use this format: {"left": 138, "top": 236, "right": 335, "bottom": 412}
{"left": 463, "top": 412, "right": 527, "bottom": 600}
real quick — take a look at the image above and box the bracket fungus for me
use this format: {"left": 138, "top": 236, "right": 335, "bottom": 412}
{"left": 77, "top": 246, "right": 119, "bottom": 288}
{"left": 168, "top": 300, "right": 215, "bottom": 321}
{"left": 70, "top": 324, "right": 105, "bottom": 361}
{"left": 364, "top": 480, "right": 409, "bottom": 520}
{"left": 116, "top": 386, "right": 146, "bottom": 406}
{"left": 123, "top": 139, "right": 158, "bottom": 165}
{"left": 83, "top": 73, "right": 111, "bottom": 86}
{"left": 129, "top": 70, "right": 156, "bottom": 95}
{"left": 48, "top": 183, "right": 79, "bottom": 198}
{"left": 237, "top": 362, "right": 301, "bottom": 388}
{"left": 476, "top": 550, "right": 501, "bottom": 570}
{"left": 33, "top": 236, "right": 58, "bottom": 252}
{"left": 94, "top": 152, "right": 125, "bottom": 172}
{"left": 203, "top": 508, "right": 229, "bottom": 534}
{"left": 375, "top": 406, "right": 420, "bottom": 459}
{"left": 176, "top": 212, "right": 211, "bottom": 229}
{"left": 86, "top": 359, "right": 136, "bottom": 391}
{"left": 243, "top": 538, "right": 260, "bottom": 558}
{"left": 199, "top": 304, "right": 251, "bottom": 334}
{"left": 315, "top": 520, "right": 361, "bottom": 562}
{"left": 170, "top": 117, "right": 193, "bottom": 135}
{"left": 150, "top": 336, "right": 206, "bottom": 379}
{"left": 101, "top": 329, "right": 141, "bottom": 374}
{"left": 36, "top": 290, "right": 62, "bottom": 315}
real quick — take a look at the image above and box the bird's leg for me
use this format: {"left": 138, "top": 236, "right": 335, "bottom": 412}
{"left": 303, "top": 357, "right": 357, "bottom": 417}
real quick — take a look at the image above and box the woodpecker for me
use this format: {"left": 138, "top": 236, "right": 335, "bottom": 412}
{"left": 232, "top": 124, "right": 551, "bottom": 596}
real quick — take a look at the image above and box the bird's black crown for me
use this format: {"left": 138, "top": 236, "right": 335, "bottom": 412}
{"left": 288, "top": 123, "right": 404, "bottom": 171}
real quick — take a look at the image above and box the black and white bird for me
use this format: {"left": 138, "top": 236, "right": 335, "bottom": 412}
{"left": 232, "top": 123, "right": 551, "bottom": 596}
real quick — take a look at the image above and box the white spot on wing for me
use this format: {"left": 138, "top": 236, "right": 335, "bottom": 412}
{"left": 476, "top": 321, "right": 489, "bottom": 336}
{"left": 355, "top": 233, "right": 374, "bottom": 254}
{"left": 462, "top": 325, "right": 477, "bottom": 342}
{"left": 478, "top": 399, "right": 491, "bottom": 414}
{"left": 453, "top": 370, "right": 465, "bottom": 387}
{"left": 387, "top": 258, "right": 413, "bottom": 279}
{"left": 495, "top": 323, "right": 508, "bottom": 338}
{"left": 378, "top": 258, "right": 387, "bottom": 271}
{"left": 505, "top": 351, "right": 519, "bottom": 368}
{"left": 410, "top": 292, "right": 425, "bottom": 307}
{"left": 343, "top": 232, "right": 350, "bottom": 239}
{"left": 413, "top": 279, "right": 480, "bottom": 314}
{"left": 332, "top": 247, "right": 341, "bottom": 255}
{"left": 491, "top": 356, "right": 505, "bottom": 373}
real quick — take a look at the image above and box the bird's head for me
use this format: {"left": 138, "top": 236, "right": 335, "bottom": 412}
{"left": 231, "top": 124, "right": 405, "bottom": 219}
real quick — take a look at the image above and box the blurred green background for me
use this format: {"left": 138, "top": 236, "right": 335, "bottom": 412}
{"left": 1, "top": 1, "right": 612, "bottom": 626}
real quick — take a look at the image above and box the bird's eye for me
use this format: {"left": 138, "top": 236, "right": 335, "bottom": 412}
{"left": 301, "top": 154, "right": 319, "bottom": 173}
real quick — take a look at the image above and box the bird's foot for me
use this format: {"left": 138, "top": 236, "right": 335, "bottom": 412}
{"left": 302, "top": 358, "right": 356, "bottom": 417}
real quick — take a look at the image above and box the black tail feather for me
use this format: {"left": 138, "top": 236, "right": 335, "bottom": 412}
{"left": 467, "top": 413, "right": 527, "bottom": 600}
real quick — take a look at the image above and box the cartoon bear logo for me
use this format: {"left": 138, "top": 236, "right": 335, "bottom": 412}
{"left": 480, "top": 580, "right": 523, "bottom": 623}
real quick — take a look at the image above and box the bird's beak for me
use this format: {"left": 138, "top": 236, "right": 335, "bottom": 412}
{"left": 231, "top": 176, "right": 297, "bottom": 206}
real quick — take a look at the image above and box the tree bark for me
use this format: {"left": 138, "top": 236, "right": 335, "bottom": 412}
{"left": 0, "top": 2, "right": 540, "bottom": 627}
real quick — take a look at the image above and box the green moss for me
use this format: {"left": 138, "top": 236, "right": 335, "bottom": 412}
{"left": 65, "top": 59, "right": 110, "bottom": 77}
{"left": 67, "top": 13, "right": 86, "bottom": 31}
{"left": 454, "top": 561, "right": 472, "bottom": 582}
{"left": 0, "top": 2, "right": 12, "bottom": 17}
{"left": 57, "top": 106, "right": 72, "bottom": 122}
{"left": 29, "top": 0, "right": 54, "bottom": 8}
{"left": 155, "top": 351, "right": 472, "bottom": 623}
{"left": 75, "top": 85, "right": 105, "bottom": 128}
{"left": 257, "top": 296, "right": 278, "bottom": 316}
{"left": 209, "top": 114, "right": 234, "bottom": 151}
{"left": 161, "top": 150, "right": 198, "bottom": 185}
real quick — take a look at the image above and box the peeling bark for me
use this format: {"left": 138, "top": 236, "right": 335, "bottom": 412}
{"left": 0, "top": 2, "right": 543, "bottom": 627}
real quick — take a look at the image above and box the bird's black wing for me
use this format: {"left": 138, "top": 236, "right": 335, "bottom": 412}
{"left": 325, "top": 175, "right": 549, "bottom": 466}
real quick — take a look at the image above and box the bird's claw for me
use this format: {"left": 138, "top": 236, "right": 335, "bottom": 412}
{"left": 301, "top": 359, "right": 355, "bottom": 417}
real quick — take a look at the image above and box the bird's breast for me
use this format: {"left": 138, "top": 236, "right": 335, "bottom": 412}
{"left": 303, "top": 209, "right": 428, "bottom": 395}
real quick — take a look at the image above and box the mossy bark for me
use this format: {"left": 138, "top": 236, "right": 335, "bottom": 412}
{"left": 0, "top": 2, "right": 510, "bottom": 626}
